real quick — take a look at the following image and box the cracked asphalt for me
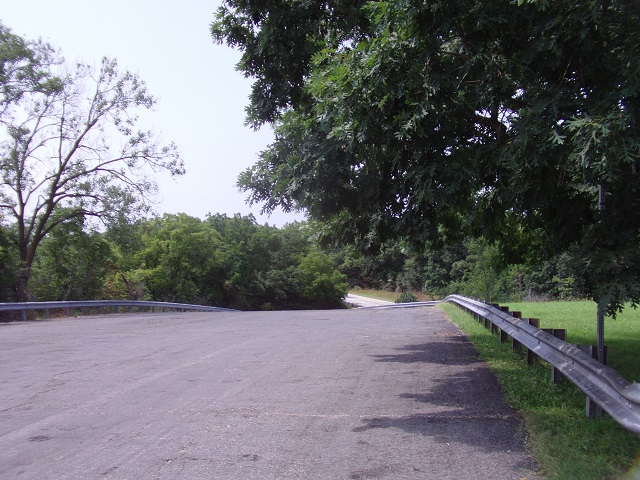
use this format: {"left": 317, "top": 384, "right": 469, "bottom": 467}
{"left": 0, "top": 307, "right": 541, "bottom": 479}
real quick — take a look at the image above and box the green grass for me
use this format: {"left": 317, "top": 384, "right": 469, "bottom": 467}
{"left": 441, "top": 303, "right": 640, "bottom": 480}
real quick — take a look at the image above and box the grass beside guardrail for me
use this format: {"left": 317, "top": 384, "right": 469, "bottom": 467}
{"left": 441, "top": 302, "right": 640, "bottom": 480}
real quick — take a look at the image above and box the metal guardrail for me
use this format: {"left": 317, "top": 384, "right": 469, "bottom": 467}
{"left": 0, "top": 300, "right": 237, "bottom": 321}
{"left": 444, "top": 294, "right": 640, "bottom": 435}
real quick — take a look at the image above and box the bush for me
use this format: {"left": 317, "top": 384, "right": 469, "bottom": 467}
{"left": 395, "top": 291, "right": 417, "bottom": 303}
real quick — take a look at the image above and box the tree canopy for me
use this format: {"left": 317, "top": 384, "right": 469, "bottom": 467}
{"left": 213, "top": 0, "right": 640, "bottom": 314}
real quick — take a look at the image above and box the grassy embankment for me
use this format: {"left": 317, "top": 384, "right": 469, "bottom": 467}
{"left": 353, "top": 290, "right": 640, "bottom": 480}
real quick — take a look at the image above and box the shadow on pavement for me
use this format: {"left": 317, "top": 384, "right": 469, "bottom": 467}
{"left": 361, "top": 340, "right": 531, "bottom": 458}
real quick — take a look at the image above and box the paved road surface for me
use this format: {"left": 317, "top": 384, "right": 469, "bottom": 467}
{"left": 0, "top": 307, "right": 541, "bottom": 479}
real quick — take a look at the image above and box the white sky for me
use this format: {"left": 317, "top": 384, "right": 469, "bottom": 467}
{"left": 0, "top": 0, "right": 304, "bottom": 227}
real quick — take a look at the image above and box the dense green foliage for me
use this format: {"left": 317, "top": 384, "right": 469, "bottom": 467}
{"left": 214, "top": 0, "right": 640, "bottom": 315}
{"left": 336, "top": 237, "right": 585, "bottom": 303}
{"left": 2, "top": 213, "right": 348, "bottom": 311}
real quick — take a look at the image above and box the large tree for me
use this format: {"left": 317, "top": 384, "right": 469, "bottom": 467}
{"left": 214, "top": 0, "right": 640, "bottom": 318}
{"left": 0, "top": 25, "right": 184, "bottom": 301}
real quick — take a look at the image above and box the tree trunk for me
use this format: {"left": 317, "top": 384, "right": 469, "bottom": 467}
{"left": 16, "top": 262, "right": 32, "bottom": 303}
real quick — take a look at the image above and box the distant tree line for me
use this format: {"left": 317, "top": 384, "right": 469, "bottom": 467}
{"left": 332, "top": 238, "right": 584, "bottom": 303}
{"left": 0, "top": 213, "right": 348, "bottom": 311}
{"left": 0, "top": 211, "right": 586, "bottom": 309}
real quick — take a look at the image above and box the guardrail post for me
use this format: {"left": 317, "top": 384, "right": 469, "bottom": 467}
{"left": 500, "top": 328, "right": 509, "bottom": 342}
{"left": 491, "top": 306, "right": 509, "bottom": 337}
{"left": 65, "top": 307, "right": 70, "bottom": 317}
{"left": 486, "top": 305, "right": 499, "bottom": 329}
{"left": 499, "top": 311, "right": 520, "bottom": 343}
{"left": 526, "top": 318, "right": 540, "bottom": 364}
{"left": 21, "top": 309, "right": 26, "bottom": 322}
{"left": 542, "top": 329, "right": 567, "bottom": 383}
{"left": 512, "top": 337, "right": 522, "bottom": 353}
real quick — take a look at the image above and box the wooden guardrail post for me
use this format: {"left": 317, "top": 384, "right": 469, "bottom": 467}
{"left": 525, "top": 318, "right": 540, "bottom": 364}
{"left": 501, "top": 311, "right": 521, "bottom": 343}
{"left": 542, "top": 329, "right": 567, "bottom": 383}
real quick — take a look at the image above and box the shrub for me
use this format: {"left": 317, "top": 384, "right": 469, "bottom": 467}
{"left": 395, "top": 291, "right": 417, "bottom": 303}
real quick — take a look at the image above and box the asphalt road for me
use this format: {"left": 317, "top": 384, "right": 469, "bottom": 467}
{"left": 0, "top": 307, "right": 541, "bottom": 479}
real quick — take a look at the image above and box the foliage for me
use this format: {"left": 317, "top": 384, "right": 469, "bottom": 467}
{"left": 333, "top": 241, "right": 406, "bottom": 290}
{"left": 216, "top": 0, "right": 640, "bottom": 315}
{"left": 0, "top": 25, "right": 184, "bottom": 301}
{"left": 97, "top": 214, "right": 348, "bottom": 310}
{"left": 335, "top": 236, "right": 594, "bottom": 305}
{"left": 295, "top": 249, "right": 348, "bottom": 309}
{"left": 211, "top": 0, "right": 369, "bottom": 127}
{"left": 395, "top": 291, "right": 416, "bottom": 303}
{"left": 0, "top": 224, "right": 18, "bottom": 301}
{"left": 15, "top": 213, "right": 349, "bottom": 311}
{"left": 30, "top": 216, "right": 113, "bottom": 301}
{"left": 0, "top": 21, "right": 62, "bottom": 118}
{"left": 133, "top": 214, "right": 224, "bottom": 304}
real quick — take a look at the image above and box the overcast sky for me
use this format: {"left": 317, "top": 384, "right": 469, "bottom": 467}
{"left": 1, "top": 0, "right": 304, "bottom": 226}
